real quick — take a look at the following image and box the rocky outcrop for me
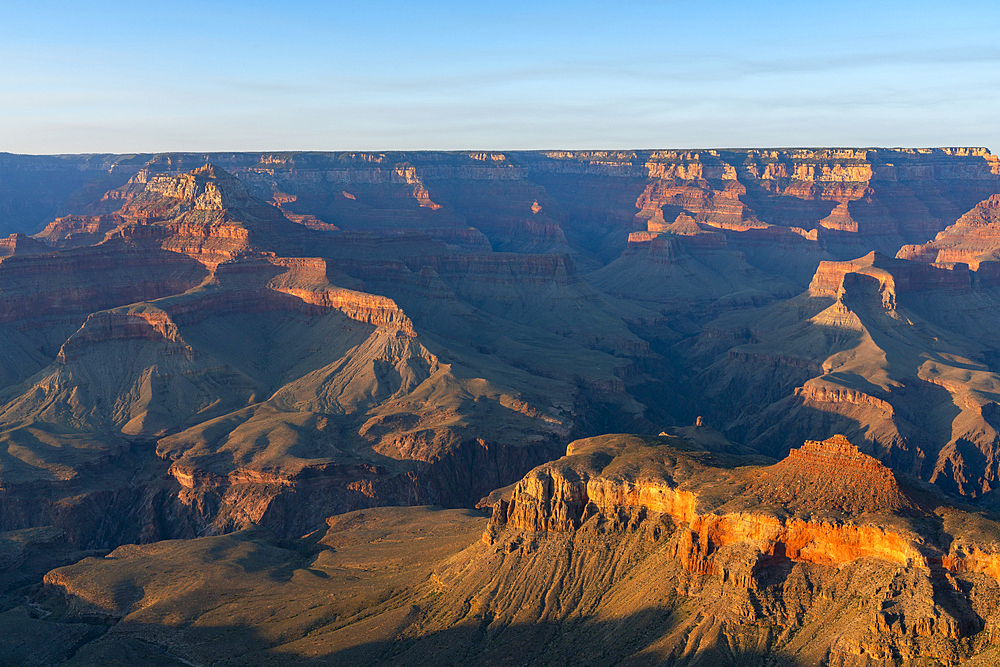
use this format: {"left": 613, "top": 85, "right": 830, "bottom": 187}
{"left": 115, "top": 163, "right": 277, "bottom": 221}
{"left": 277, "top": 285, "right": 414, "bottom": 333}
{"left": 488, "top": 435, "right": 922, "bottom": 567}
{"left": 37, "top": 163, "right": 306, "bottom": 269}
{"left": 693, "top": 246, "right": 1000, "bottom": 496}
{"left": 17, "top": 435, "right": 1000, "bottom": 667}
{"left": 55, "top": 309, "right": 190, "bottom": 362}
{"left": 158, "top": 435, "right": 564, "bottom": 539}
{"left": 33, "top": 214, "right": 124, "bottom": 248}
{"left": 730, "top": 148, "right": 999, "bottom": 241}
{"left": 793, "top": 384, "right": 895, "bottom": 411}
{"left": 748, "top": 434, "right": 913, "bottom": 514}
{"left": 635, "top": 178, "right": 766, "bottom": 232}
{"left": 898, "top": 194, "right": 1000, "bottom": 275}
{"left": 0, "top": 233, "right": 48, "bottom": 257}
{"left": 809, "top": 251, "right": 972, "bottom": 298}
{"left": 265, "top": 257, "right": 416, "bottom": 333}
{"left": 475, "top": 434, "right": 1000, "bottom": 665}
{"left": 524, "top": 147, "right": 1000, "bottom": 265}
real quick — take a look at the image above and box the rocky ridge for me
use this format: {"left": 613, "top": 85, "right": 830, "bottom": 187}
{"left": 8, "top": 148, "right": 1000, "bottom": 273}
{"left": 747, "top": 435, "right": 914, "bottom": 514}
{"left": 684, "top": 243, "right": 1000, "bottom": 499}
{"left": 0, "top": 162, "right": 656, "bottom": 546}
{"left": 898, "top": 194, "right": 1000, "bottom": 273}
{"left": 17, "top": 433, "right": 1000, "bottom": 666}
{"left": 477, "top": 434, "right": 1000, "bottom": 665}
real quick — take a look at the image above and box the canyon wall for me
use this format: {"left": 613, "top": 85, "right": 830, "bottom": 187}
{"left": 474, "top": 434, "right": 1000, "bottom": 666}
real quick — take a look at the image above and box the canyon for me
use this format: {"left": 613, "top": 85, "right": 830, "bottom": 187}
{"left": 1, "top": 148, "right": 1000, "bottom": 664}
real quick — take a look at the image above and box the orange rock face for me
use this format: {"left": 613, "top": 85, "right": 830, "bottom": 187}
{"left": 635, "top": 178, "right": 765, "bottom": 231}
{"left": 463, "top": 434, "right": 1000, "bottom": 665}
{"left": 749, "top": 434, "right": 913, "bottom": 514}
{"left": 677, "top": 513, "right": 921, "bottom": 577}
{"left": 489, "top": 435, "right": 996, "bottom": 582}
{"left": 476, "top": 434, "right": 1000, "bottom": 666}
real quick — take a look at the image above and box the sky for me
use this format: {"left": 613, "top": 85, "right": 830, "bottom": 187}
{"left": 1, "top": 0, "right": 998, "bottom": 153}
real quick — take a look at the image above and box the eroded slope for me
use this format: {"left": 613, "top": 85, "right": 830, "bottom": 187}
{"left": 18, "top": 434, "right": 1000, "bottom": 666}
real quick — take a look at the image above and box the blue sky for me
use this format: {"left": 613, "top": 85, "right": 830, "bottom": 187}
{"left": 2, "top": 0, "right": 998, "bottom": 153}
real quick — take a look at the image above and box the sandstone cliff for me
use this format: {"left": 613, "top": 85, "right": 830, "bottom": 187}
{"left": 898, "top": 194, "right": 1000, "bottom": 274}
{"left": 11, "top": 148, "right": 997, "bottom": 277}
{"left": 471, "top": 434, "right": 1000, "bottom": 665}
{"left": 21, "top": 434, "right": 1000, "bottom": 666}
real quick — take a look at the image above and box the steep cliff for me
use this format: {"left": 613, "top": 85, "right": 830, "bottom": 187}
{"left": 0, "top": 233, "right": 48, "bottom": 257}
{"left": 5, "top": 150, "right": 1000, "bottom": 666}
{"left": 898, "top": 194, "right": 1000, "bottom": 272}
{"left": 20, "top": 434, "right": 1000, "bottom": 666}
{"left": 11, "top": 148, "right": 997, "bottom": 277}
{"left": 472, "top": 434, "right": 1000, "bottom": 666}
{"left": 523, "top": 147, "right": 1000, "bottom": 275}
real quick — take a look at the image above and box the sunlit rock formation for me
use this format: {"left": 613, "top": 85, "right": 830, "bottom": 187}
{"left": 21, "top": 434, "right": 1000, "bottom": 666}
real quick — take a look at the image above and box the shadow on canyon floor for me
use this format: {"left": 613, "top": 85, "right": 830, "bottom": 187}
{"left": 47, "top": 607, "right": 804, "bottom": 667}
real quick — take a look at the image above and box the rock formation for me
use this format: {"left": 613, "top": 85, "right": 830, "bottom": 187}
{"left": 475, "top": 434, "right": 1000, "bottom": 665}
{"left": 15, "top": 434, "right": 1000, "bottom": 666}
{"left": 898, "top": 193, "right": 1000, "bottom": 275}
{"left": 747, "top": 435, "right": 913, "bottom": 514}
{"left": 682, "top": 247, "right": 1000, "bottom": 498}
{"left": 7, "top": 148, "right": 999, "bottom": 271}
{"left": 0, "top": 162, "right": 662, "bottom": 546}
{"left": 0, "top": 233, "right": 48, "bottom": 257}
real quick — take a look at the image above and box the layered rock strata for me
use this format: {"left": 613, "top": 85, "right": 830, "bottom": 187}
{"left": 685, "top": 242, "right": 1000, "bottom": 498}
{"left": 24, "top": 434, "right": 1000, "bottom": 666}
{"left": 487, "top": 435, "right": 924, "bottom": 565}
{"left": 9, "top": 148, "right": 998, "bottom": 274}
{"left": 898, "top": 194, "right": 1000, "bottom": 284}
{"left": 477, "top": 434, "right": 1000, "bottom": 665}
{"left": 3, "top": 151, "right": 1000, "bottom": 540}
{"left": 0, "top": 162, "right": 653, "bottom": 548}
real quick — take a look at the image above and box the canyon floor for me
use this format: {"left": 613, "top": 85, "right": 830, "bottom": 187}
{"left": 2, "top": 148, "right": 1000, "bottom": 664}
